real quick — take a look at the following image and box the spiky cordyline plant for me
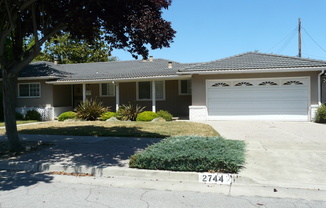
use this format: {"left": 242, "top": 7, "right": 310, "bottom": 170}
{"left": 116, "top": 103, "right": 145, "bottom": 121}
{"left": 75, "top": 98, "right": 109, "bottom": 121}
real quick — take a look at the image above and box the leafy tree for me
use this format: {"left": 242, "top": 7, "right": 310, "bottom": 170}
{"left": 34, "top": 33, "right": 118, "bottom": 63}
{"left": 0, "top": 0, "right": 175, "bottom": 152}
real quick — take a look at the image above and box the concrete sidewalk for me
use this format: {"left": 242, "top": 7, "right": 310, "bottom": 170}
{"left": 1, "top": 121, "right": 326, "bottom": 200}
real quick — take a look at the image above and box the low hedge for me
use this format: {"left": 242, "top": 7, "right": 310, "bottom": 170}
{"left": 129, "top": 135, "right": 245, "bottom": 173}
{"left": 136, "top": 111, "right": 160, "bottom": 121}
{"left": 58, "top": 111, "right": 77, "bottom": 121}
{"left": 99, "top": 111, "right": 117, "bottom": 121}
{"left": 157, "top": 110, "right": 173, "bottom": 121}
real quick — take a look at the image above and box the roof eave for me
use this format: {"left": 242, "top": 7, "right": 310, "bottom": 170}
{"left": 177, "top": 67, "right": 326, "bottom": 75}
{"left": 0, "top": 76, "right": 62, "bottom": 81}
{"left": 46, "top": 75, "right": 191, "bottom": 85}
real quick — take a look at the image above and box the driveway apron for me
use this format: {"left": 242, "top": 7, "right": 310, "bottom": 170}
{"left": 201, "top": 121, "right": 326, "bottom": 190}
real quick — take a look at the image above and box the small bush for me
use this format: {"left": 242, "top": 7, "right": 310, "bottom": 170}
{"left": 129, "top": 136, "right": 245, "bottom": 173}
{"left": 75, "top": 99, "right": 109, "bottom": 121}
{"left": 24, "top": 110, "right": 41, "bottom": 121}
{"left": 58, "top": 111, "right": 77, "bottom": 121}
{"left": 116, "top": 103, "right": 145, "bottom": 121}
{"left": 157, "top": 110, "right": 173, "bottom": 121}
{"left": 99, "top": 111, "right": 116, "bottom": 121}
{"left": 136, "top": 111, "right": 159, "bottom": 121}
{"left": 315, "top": 104, "right": 326, "bottom": 123}
{"left": 16, "top": 112, "right": 24, "bottom": 120}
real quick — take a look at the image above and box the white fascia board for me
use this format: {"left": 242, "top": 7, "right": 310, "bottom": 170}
{"left": 0, "top": 76, "right": 60, "bottom": 81}
{"left": 46, "top": 75, "right": 192, "bottom": 85}
{"left": 177, "top": 67, "right": 326, "bottom": 75}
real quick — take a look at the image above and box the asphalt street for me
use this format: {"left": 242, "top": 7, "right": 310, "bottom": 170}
{"left": 1, "top": 171, "right": 325, "bottom": 208}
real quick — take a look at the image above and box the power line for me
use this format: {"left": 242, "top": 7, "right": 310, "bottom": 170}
{"left": 302, "top": 26, "right": 326, "bottom": 55}
{"left": 267, "top": 27, "right": 297, "bottom": 53}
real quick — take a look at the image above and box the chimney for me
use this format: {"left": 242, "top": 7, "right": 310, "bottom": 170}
{"left": 54, "top": 58, "right": 59, "bottom": 65}
{"left": 168, "top": 61, "right": 172, "bottom": 69}
{"left": 149, "top": 56, "right": 153, "bottom": 62}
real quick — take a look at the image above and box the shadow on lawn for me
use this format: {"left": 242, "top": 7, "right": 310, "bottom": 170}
{"left": 18, "top": 125, "right": 168, "bottom": 138}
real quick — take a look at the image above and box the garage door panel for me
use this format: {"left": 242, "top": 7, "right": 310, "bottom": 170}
{"left": 208, "top": 89, "right": 307, "bottom": 100}
{"left": 208, "top": 101, "right": 308, "bottom": 109}
{"left": 207, "top": 78, "right": 309, "bottom": 121}
{"left": 209, "top": 110, "right": 307, "bottom": 116}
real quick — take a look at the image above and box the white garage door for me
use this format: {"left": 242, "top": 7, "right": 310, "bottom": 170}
{"left": 207, "top": 77, "right": 309, "bottom": 121}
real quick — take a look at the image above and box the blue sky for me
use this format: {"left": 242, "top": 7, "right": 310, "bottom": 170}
{"left": 112, "top": 0, "right": 326, "bottom": 63}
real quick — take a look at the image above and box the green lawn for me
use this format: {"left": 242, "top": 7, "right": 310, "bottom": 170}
{"left": 0, "top": 121, "right": 219, "bottom": 138}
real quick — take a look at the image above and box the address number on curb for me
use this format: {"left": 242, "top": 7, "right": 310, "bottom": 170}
{"left": 198, "top": 173, "right": 232, "bottom": 184}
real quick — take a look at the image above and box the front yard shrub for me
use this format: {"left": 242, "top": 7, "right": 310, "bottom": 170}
{"left": 24, "top": 110, "right": 41, "bottom": 121}
{"left": 16, "top": 112, "right": 24, "bottom": 120}
{"left": 99, "top": 111, "right": 116, "bottom": 121}
{"left": 116, "top": 103, "right": 145, "bottom": 121}
{"left": 75, "top": 99, "right": 108, "bottom": 121}
{"left": 58, "top": 111, "right": 77, "bottom": 121}
{"left": 315, "top": 104, "right": 326, "bottom": 123}
{"left": 136, "top": 111, "right": 159, "bottom": 121}
{"left": 129, "top": 136, "right": 245, "bottom": 173}
{"left": 157, "top": 110, "right": 173, "bottom": 121}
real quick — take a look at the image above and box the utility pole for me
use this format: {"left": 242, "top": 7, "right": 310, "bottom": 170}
{"left": 298, "top": 18, "right": 302, "bottom": 57}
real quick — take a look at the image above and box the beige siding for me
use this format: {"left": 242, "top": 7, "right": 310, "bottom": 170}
{"left": 16, "top": 80, "right": 53, "bottom": 107}
{"left": 192, "top": 71, "right": 320, "bottom": 106}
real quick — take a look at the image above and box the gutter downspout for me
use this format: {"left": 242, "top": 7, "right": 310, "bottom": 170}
{"left": 318, "top": 69, "right": 325, "bottom": 105}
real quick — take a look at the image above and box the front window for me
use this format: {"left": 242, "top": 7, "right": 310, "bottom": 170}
{"left": 137, "top": 81, "right": 164, "bottom": 100}
{"left": 18, "top": 83, "right": 41, "bottom": 98}
{"left": 179, "top": 80, "right": 191, "bottom": 95}
{"left": 100, "top": 83, "right": 115, "bottom": 97}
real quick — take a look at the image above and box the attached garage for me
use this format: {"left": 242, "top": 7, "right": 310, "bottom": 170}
{"left": 180, "top": 52, "right": 326, "bottom": 122}
{"left": 206, "top": 77, "right": 309, "bottom": 121}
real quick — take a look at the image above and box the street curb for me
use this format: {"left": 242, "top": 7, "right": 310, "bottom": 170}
{"left": 0, "top": 160, "right": 247, "bottom": 183}
{"left": 2, "top": 160, "right": 326, "bottom": 193}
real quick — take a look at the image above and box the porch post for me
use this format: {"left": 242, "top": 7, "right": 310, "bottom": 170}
{"left": 115, "top": 83, "right": 120, "bottom": 112}
{"left": 82, "top": 84, "right": 86, "bottom": 102}
{"left": 152, "top": 81, "right": 156, "bottom": 112}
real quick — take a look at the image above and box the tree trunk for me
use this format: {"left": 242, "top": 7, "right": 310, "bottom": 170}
{"left": 2, "top": 69, "right": 22, "bottom": 152}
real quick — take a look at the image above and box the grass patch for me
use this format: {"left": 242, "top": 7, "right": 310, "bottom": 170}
{"left": 129, "top": 136, "right": 245, "bottom": 173}
{"left": 0, "top": 120, "right": 39, "bottom": 127}
{"left": 0, "top": 121, "right": 219, "bottom": 138}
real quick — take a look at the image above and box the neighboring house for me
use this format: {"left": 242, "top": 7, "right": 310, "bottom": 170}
{"left": 3, "top": 52, "right": 326, "bottom": 121}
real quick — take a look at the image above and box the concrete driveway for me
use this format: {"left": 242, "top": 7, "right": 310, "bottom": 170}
{"left": 203, "top": 121, "right": 326, "bottom": 143}
{"left": 201, "top": 121, "right": 326, "bottom": 191}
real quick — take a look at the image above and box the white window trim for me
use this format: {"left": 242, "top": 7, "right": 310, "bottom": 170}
{"left": 99, "top": 83, "right": 115, "bottom": 97}
{"left": 179, "top": 80, "right": 192, "bottom": 95}
{"left": 18, "top": 82, "right": 41, "bottom": 98}
{"left": 136, "top": 81, "right": 165, "bottom": 101}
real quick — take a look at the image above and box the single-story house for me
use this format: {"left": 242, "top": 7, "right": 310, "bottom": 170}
{"left": 3, "top": 52, "right": 326, "bottom": 121}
